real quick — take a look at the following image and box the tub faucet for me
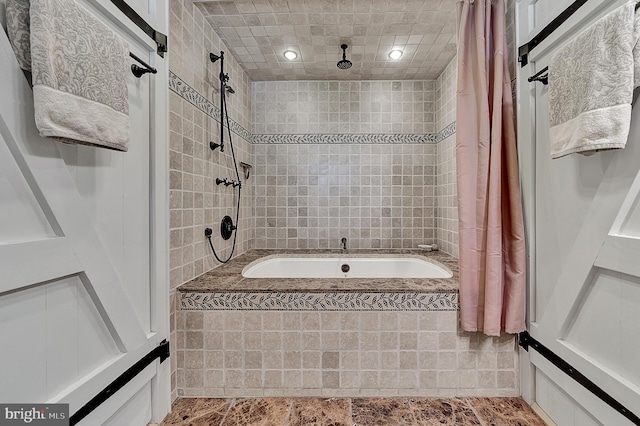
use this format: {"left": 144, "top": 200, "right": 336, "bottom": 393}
{"left": 341, "top": 237, "right": 347, "bottom": 250}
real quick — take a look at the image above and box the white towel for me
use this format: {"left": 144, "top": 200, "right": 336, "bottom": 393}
{"left": 548, "top": 1, "right": 640, "bottom": 159}
{"left": 6, "top": 0, "right": 130, "bottom": 151}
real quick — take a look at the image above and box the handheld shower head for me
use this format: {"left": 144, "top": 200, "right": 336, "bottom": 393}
{"left": 337, "top": 44, "right": 352, "bottom": 70}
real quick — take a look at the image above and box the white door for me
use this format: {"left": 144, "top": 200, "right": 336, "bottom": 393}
{"left": 517, "top": 1, "right": 640, "bottom": 425}
{"left": 0, "top": 0, "right": 170, "bottom": 424}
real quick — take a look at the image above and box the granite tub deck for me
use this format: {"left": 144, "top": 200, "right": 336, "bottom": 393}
{"left": 178, "top": 249, "right": 460, "bottom": 311}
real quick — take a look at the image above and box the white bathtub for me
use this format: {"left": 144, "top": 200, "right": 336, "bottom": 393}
{"left": 242, "top": 254, "right": 453, "bottom": 279}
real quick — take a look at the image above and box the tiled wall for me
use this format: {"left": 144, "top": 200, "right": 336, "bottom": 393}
{"left": 168, "top": 0, "right": 253, "bottom": 401}
{"left": 252, "top": 80, "right": 439, "bottom": 249}
{"left": 175, "top": 310, "right": 519, "bottom": 398}
{"left": 435, "top": 58, "right": 459, "bottom": 258}
{"left": 253, "top": 143, "right": 436, "bottom": 249}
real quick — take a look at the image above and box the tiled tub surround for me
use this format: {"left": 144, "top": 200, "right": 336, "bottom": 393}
{"left": 249, "top": 79, "right": 462, "bottom": 252}
{"left": 169, "top": 0, "right": 251, "bottom": 133}
{"left": 253, "top": 143, "right": 437, "bottom": 250}
{"left": 169, "top": 0, "right": 254, "bottom": 293}
{"left": 169, "top": 71, "right": 254, "bottom": 293}
{"left": 435, "top": 58, "right": 459, "bottom": 257}
{"left": 169, "top": 0, "right": 254, "bottom": 402}
{"left": 251, "top": 80, "right": 437, "bottom": 251}
{"left": 175, "top": 250, "right": 519, "bottom": 398}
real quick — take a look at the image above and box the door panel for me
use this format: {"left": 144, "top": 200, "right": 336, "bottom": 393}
{"left": 563, "top": 270, "right": 640, "bottom": 382}
{"left": 103, "top": 382, "right": 152, "bottom": 426}
{"left": 0, "top": 285, "right": 47, "bottom": 402}
{"left": 0, "top": 0, "right": 169, "bottom": 422}
{"left": 518, "top": 1, "right": 640, "bottom": 424}
{"left": 0, "top": 134, "right": 54, "bottom": 243}
{"left": 535, "top": 370, "right": 600, "bottom": 426}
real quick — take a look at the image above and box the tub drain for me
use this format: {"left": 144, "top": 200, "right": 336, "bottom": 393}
{"left": 341, "top": 264, "right": 350, "bottom": 273}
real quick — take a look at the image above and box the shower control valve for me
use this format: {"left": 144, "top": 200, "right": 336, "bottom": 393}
{"left": 216, "top": 177, "right": 229, "bottom": 186}
{"left": 232, "top": 180, "right": 242, "bottom": 188}
{"left": 221, "top": 215, "right": 236, "bottom": 240}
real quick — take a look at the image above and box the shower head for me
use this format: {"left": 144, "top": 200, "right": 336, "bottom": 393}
{"left": 225, "top": 86, "right": 235, "bottom": 94}
{"left": 337, "top": 44, "right": 352, "bottom": 70}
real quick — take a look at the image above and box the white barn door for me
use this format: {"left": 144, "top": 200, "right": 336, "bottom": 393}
{"left": 517, "top": 1, "right": 640, "bottom": 425}
{"left": 0, "top": 0, "right": 169, "bottom": 424}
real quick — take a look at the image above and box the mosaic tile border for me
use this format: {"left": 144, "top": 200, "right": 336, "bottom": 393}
{"left": 436, "top": 121, "right": 457, "bottom": 143}
{"left": 252, "top": 122, "right": 456, "bottom": 145}
{"left": 169, "top": 71, "right": 252, "bottom": 142}
{"left": 252, "top": 133, "right": 438, "bottom": 145}
{"left": 169, "top": 70, "right": 457, "bottom": 146}
{"left": 180, "top": 291, "right": 459, "bottom": 311}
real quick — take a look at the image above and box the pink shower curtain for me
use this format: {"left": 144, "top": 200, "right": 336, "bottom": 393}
{"left": 456, "top": 0, "right": 526, "bottom": 336}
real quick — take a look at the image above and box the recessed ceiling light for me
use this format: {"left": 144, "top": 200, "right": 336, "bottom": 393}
{"left": 389, "top": 50, "right": 403, "bottom": 60}
{"left": 284, "top": 50, "right": 298, "bottom": 60}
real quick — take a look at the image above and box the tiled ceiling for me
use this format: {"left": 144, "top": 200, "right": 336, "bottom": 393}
{"left": 194, "top": 0, "right": 458, "bottom": 81}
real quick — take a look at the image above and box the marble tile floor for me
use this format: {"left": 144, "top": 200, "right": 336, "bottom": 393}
{"left": 161, "top": 396, "right": 546, "bottom": 426}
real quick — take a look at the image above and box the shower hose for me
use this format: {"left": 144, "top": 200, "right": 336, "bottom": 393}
{"left": 206, "top": 83, "right": 241, "bottom": 264}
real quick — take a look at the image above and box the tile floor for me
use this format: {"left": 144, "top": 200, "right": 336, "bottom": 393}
{"left": 161, "top": 396, "right": 546, "bottom": 425}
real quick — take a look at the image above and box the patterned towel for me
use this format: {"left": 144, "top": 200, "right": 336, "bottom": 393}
{"left": 6, "top": 0, "right": 130, "bottom": 151}
{"left": 548, "top": 1, "right": 640, "bottom": 159}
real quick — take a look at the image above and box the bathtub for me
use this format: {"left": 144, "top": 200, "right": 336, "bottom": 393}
{"left": 242, "top": 254, "right": 453, "bottom": 279}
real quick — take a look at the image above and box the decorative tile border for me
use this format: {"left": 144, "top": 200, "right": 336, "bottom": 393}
{"left": 169, "top": 71, "right": 252, "bottom": 141}
{"left": 252, "top": 123, "right": 456, "bottom": 145}
{"left": 180, "top": 291, "right": 459, "bottom": 311}
{"left": 436, "top": 121, "right": 457, "bottom": 143}
{"left": 169, "top": 70, "right": 457, "bottom": 146}
{"left": 252, "top": 133, "right": 438, "bottom": 145}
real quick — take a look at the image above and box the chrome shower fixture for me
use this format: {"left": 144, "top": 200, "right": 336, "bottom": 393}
{"left": 337, "top": 44, "right": 352, "bottom": 70}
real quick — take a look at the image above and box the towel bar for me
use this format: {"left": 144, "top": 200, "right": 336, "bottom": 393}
{"left": 130, "top": 52, "right": 157, "bottom": 78}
